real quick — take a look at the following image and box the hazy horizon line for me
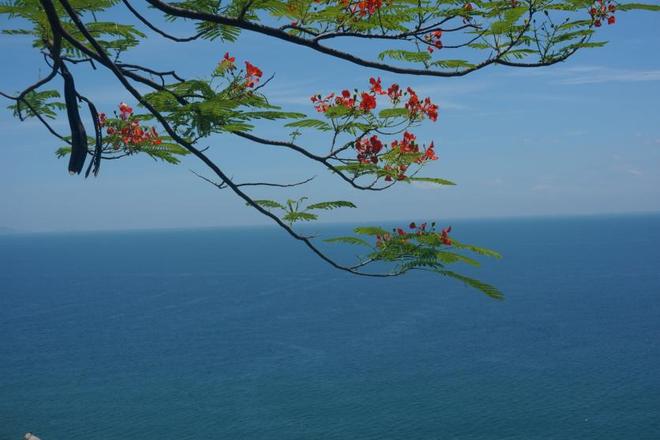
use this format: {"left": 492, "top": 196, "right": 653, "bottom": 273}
{"left": 2, "top": 210, "right": 658, "bottom": 236}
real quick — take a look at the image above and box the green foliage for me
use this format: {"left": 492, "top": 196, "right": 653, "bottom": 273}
{"left": 250, "top": 196, "right": 356, "bottom": 226}
{"left": 8, "top": 90, "right": 65, "bottom": 119}
{"left": 2, "top": 0, "right": 657, "bottom": 297}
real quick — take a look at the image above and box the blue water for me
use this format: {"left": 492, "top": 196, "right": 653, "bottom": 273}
{"left": 1, "top": 214, "right": 659, "bottom": 439}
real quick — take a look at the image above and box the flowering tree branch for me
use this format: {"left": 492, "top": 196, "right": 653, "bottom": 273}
{"left": 2, "top": 0, "right": 657, "bottom": 299}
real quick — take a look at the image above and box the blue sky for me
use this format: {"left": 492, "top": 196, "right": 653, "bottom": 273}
{"left": 1, "top": 7, "right": 659, "bottom": 232}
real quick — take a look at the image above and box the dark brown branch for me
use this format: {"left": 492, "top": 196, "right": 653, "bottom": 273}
{"left": 52, "top": 0, "right": 401, "bottom": 278}
{"left": 232, "top": 131, "right": 392, "bottom": 192}
{"left": 143, "top": 0, "right": 559, "bottom": 78}
{"left": 121, "top": 0, "right": 205, "bottom": 42}
{"left": 191, "top": 170, "right": 315, "bottom": 189}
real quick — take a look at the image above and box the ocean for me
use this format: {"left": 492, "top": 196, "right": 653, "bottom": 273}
{"left": 1, "top": 214, "right": 659, "bottom": 439}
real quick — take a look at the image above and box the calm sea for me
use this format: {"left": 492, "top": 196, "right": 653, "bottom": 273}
{"left": 1, "top": 214, "right": 659, "bottom": 439}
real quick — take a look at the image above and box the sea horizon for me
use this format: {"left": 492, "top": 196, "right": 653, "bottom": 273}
{"left": 2, "top": 209, "right": 659, "bottom": 236}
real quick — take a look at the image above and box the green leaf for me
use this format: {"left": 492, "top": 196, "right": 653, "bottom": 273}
{"left": 436, "top": 251, "right": 481, "bottom": 267}
{"left": 450, "top": 240, "right": 502, "bottom": 259}
{"left": 408, "top": 177, "right": 456, "bottom": 186}
{"left": 617, "top": 3, "right": 660, "bottom": 11}
{"left": 378, "top": 49, "right": 431, "bottom": 63}
{"left": 55, "top": 146, "right": 71, "bottom": 158}
{"left": 285, "top": 118, "right": 332, "bottom": 131}
{"left": 354, "top": 226, "right": 389, "bottom": 236}
{"left": 378, "top": 107, "right": 409, "bottom": 118}
{"left": 490, "top": 7, "right": 527, "bottom": 34}
{"left": 324, "top": 236, "right": 372, "bottom": 247}
{"left": 436, "top": 270, "right": 504, "bottom": 300}
{"left": 306, "top": 200, "right": 357, "bottom": 210}
{"left": 283, "top": 211, "right": 318, "bottom": 223}
{"left": 252, "top": 199, "right": 285, "bottom": 209}
{"left": 430, "top": 59, "right": 475, "bottom": 69}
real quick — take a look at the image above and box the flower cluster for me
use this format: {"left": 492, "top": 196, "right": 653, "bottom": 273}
{"left": 424, "top": 30, "right": 443, "bottom": 53}
{"left": 353, "top": 131, "right": 437, "bottom": 171}
{"left": 355, "top": 135, "right": 384, "bottom": 164}
{"left": 99, "top": 103, "right": 162, "bottom": 151}
{"left": 375, "top": 222, "right": 453, "bottom": 248}
{"left": 245, "top": 61, "right": 263, "bottom": 88}
{"left": 214, "top": 52, "right": 263, "bottom": 89}
{"left": 405, "top": 87, "right": 438, "bottom": 121}
{"left": 311, "top": 78, "right": 438, "bottom": 121}
{"left": 391, "top": 131, "right": 437, "bottom": 162}
{"left": 339, "top": 0, "right": 384, "bottom": 16}
{"left": 589, "top": 0, "right": 616, "bottom": 26}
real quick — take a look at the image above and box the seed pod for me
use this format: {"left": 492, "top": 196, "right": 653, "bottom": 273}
{"left": 84, "top": 99, "right": 102, "bottom": 178}
{"left": 62, "top": 67, "right": 87, "bottom": 175}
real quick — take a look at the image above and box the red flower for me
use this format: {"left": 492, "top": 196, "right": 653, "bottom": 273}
{"left": 440, "top": 226, "right": 452, "bottom": 246}
{"left": 369, "top": 77, "right": 386, "bottom": 95}
{"left": 608, "top": 15, "right": 615, "bottom": 25}
{"left": 359, "top": 92, "right": 377, "bottom": 111}
{"left": 387, "top": 83, "right": 402, "bottom": 103}
{"left": 355, "top": 135, "right": 384, "bottom": 163}
{"left": 420, "top": 142, "right": 438, "bottom": 162}
{"left": 336, "top": 89, "right": 356, "bottom": 109}
{"left": 119, "top": 102, "right": 133, "bottom": 119}
{"left": 360, "top": 92, "right": 376, "bottom": 112}
{"left": 397, "top": 228, "right": 406, "bottom": 236}
{"left": 245, "top": 61, "right": 263, "bottom": 87}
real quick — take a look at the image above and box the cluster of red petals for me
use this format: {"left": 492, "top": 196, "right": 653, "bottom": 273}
{"left": 369, "top": 77, "right": 385, "bottom": 95}
{"left": 244, "top": 61, "right": 263, "bottom": 88}
{"left": 99, "top": 103, "right": 162, "bottom": 150}
{"left": 387, "top": 83, "right": 403, "bottom": 103}
{"left": 359, "top": 92, "right": 377, "bottom": 111}
{"left": 424, "top": 30, "right": 443, "bottom": 53}
{"left": 440, "top": 226, "right": 452, "bottom": 245}
{"left": 118, "top": 102, "right": 133, "bottom": 120}
{"left": 356, "top": 131, "right": 437, "bottom": 168}
{"left": 375, "top": 222, "right": 452, "bottom": 248}
{"left": 355, "top": 135, "right": 384, "bottom": 164}
{"left": 383, "top": 164, "right": 409, "bottom": 181}
{"left": 405, "top": 88, "right": 439, "bottom": 121}
{"left": 392, "top": 131, "right": 437, "bottom": 161}
{"left": 590, "top": 0, "right": 616, "bottom": 26}
{"left": 219, "top": 51, "right": 236, "bottom": 70}
{"left": 391, "top": 131, "right": 418, "bottom": 154}
{"left": 311, "top": 79, "right": 438, "bottom": 122}
{"left": 340, "top": 0, "right": 384, "bottom": 16}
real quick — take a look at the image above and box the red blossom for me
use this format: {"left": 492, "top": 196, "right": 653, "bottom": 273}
{"left": 359, "top": 92, "right": 377, "bottom": 111}
{"left": 119, "top": 102, "right": 133, "bottom": 120}
{"left": 355, "top": 134, "right": 384, "bottom": 163}
{"left": 369, "top": 77, "right": 386, "bottom": 95}
{"left": 245, "top": 61, "right": 263, "bottom": 88}
{"left": 387, "top": 83, "right": 402, "bottom": 103}
{"left": 440, "top": 226, "right": 452, "bottom": 246}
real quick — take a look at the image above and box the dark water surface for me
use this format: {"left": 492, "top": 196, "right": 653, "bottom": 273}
{"left": 1, "top": 214, "right": 659, "bottom": 439}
